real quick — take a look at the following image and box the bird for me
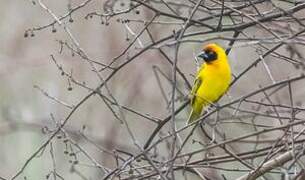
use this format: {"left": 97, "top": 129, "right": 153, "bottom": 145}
{"left": 187, "top": 43, "right": 231, "bottom": 124}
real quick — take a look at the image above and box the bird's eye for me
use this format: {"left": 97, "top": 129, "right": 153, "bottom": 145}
{"left": 204, "top": 50, "right": 217, "bottom": 62}
{"left": 198, "top": 50, "right": 217, "bottom": 62}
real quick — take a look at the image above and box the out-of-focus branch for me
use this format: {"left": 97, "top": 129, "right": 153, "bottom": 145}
{"left": 237, "top": 145, "right": 305, "bottom": 180}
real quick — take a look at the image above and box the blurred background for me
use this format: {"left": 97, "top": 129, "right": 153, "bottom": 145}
{"left": 1, "top": 0, "right": 305, "bottom": 179}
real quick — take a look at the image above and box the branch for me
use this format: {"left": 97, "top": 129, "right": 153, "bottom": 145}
{"left": 237, "top": 145, "right": 305, "bottom": 180}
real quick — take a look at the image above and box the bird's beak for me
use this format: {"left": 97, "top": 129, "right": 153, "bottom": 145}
{"left": 197, "top": 51, "right": 208, "bottom": 60}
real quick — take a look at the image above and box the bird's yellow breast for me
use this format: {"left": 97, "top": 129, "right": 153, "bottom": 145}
{"left": 196, "top": 61, "right": 231, "bottom": 105}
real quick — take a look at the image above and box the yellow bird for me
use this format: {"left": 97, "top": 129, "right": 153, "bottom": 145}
{"left": 187, "top": 43, "right": 231, "bottom": 124}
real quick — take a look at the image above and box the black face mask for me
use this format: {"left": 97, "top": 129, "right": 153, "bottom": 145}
{"left": 198, "top": 50, "right": 217, "bottom": 63}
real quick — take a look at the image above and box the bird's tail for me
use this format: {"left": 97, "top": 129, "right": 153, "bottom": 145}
{"left": 187, "top": 101, "right": 209, "bottom": 124}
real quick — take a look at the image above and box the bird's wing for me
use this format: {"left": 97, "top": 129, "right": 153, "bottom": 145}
{"left": 190, "top": 77, "right": 202, "bottom": 105}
